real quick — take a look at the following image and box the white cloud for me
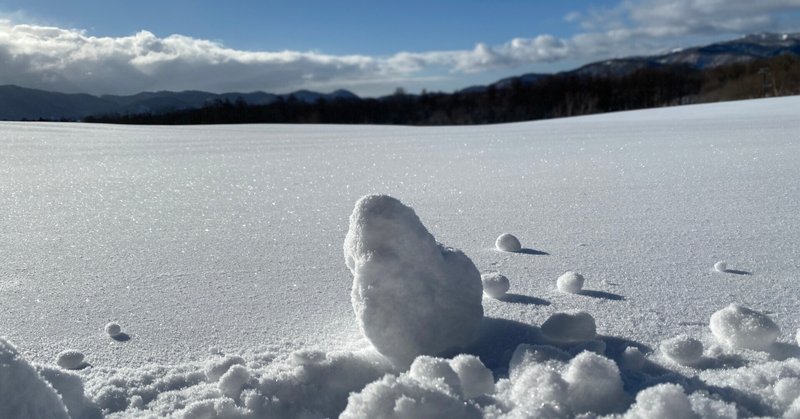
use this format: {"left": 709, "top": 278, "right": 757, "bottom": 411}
{"left": 1, "top": 0, "right": 799, "bottom": 95}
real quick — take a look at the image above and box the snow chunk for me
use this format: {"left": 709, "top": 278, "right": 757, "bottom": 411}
{"left": 56, "top": 350, "right": 86, "bottom": 370}
{"left": 714, "top": 261, "right": 727, "bottom": 272}
{"left": 541, "top": 311, "right": 597, "bottom": 343}
{"left": 621, "top": 346, "right": 646, "bottom": 371}
{"left": 709, "top": 304, "right": 779, "bottom": 350}
{"left": 408, "top": 356, "right": 462, "bottom": 396}
{"left": 660, "top": 335, "right": 704, "bottom": 365}
{"left": 557, "top": 271, "right": 585, "bottom": 294}
{"left": 341, "top": 371, "right": 482, "bottom": 419}
{"left": 205, "top": 355, "right": 245, "bottom": 382}
{"left": 344, "top": 195, "right": 484, "bottom": 366}
{"left": 0, "top": 338, "right": 70, "bottom": 419}
{"left": 509, "top": 363, "right": 569, "bottom": 414}
{"left": 774, "top": 377, "right": 800, "bottom": 406}
{"left": 495, "top": 233, "right": 522, "bottom": 252}
{"left": 563, "top": 351, "right": 627, "bottom": 415}
{"left": 481, "top": 272, "right": 510, "bottom": 298}
{"left": 219, "top": 364, "right": 251, "bottom": 399}
{"left": 449, "top": 354, "right": 495, "bottom": 399}
{"left": 796, "top": 329, "right": 800, "bottom": 346}
{"left": 623, "top": 383, "right": 694, "bottom": 419}
{"left": 104, "top": 322, "right": 122, "bottom": 338}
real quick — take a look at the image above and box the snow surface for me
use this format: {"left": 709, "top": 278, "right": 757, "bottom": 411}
{"left": 1, "top": 96, "right": 800, "bottom": 417}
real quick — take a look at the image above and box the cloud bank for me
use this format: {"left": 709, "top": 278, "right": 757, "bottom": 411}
{"left": 1, "top": 0, "right": 799, "bottom": 95}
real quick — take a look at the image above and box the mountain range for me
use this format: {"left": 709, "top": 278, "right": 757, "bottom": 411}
{"left": 1, "top": 32, "right": 799, "bottom": 121}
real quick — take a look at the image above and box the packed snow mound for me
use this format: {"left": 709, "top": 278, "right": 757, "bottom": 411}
{"left": 481, "top": 272, "right": 510, "bottom": 298}
{"left": 56, "top": 350, "right": 86, "bottom": 370}
{"left": 495, "top": 233, "right": 522, "bottom": 252}
{"left": 0, "top": 338, "right": 70, "bottom": 419}
{"left": 714, "top": 261, "right": 727, "bottom": 272}
{"left": 660, "top": 335, "right": 704, "bottom": 365}
{"left": 557, "top": 271, "right": 585, "bottom": 294}
{"left": 709, "top": 304, "right": 779, "bottom": 350}
{"left": 541, "top": 311, "right": 597, "bottom": 343}
{"left": 104, "top": 322, "right": 122, "bottom": 338}
{"left": 344, "top": 194, "right": 484, "bottom": 366}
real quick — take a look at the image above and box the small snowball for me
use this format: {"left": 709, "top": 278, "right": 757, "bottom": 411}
{"left": 709, "top": 304, "right": 779, "bottom": 350}
{"left": 624, "top": 383, "right": 693, "bottom": 419}
{"left": 495, "top": 233, "right": 522, "bottom": 252}
{"left": 714, "top": 261, "right": 727, "bottom": 272}
{"left": 563, "top": 351, "right": 627, "bottom": 415}
{"left": 449, "top": 354, "right": 495, "bottom": 399}
{"left": 105, "top": 322, "right": 122, "bottom": 337}
{"left": 541, "top": 311, "right": 597, "bottom": 343}
{"left": 1, "top": 338, "right": 70, "bottom": 419}
{"left": 344, "top": 195, "right": 484, "bottom": 366}
{"left": 204, "top": 355, "right": 245, "bottom": 382}
{"left": 796, "top": 329, "right": 800, "bottom": 346}
{"left": 481, "top": 272, "right": 510, "bottom": 298}
{"left": 556, "top": 271, "right": 585, "bottom": 294}
{"left": 219, "top": 364, "right": 251, "bottom": 398}
{"left": 620, "top": 347, "right": 646, "bottom": 371}
{"left": 56, "top": 350, "right": 85, "bottom": 370}
{"left": 660, "top": 335, "right": 704, "bottom": 365}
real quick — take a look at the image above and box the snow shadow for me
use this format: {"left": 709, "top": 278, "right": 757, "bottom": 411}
{"left": 516, "top": 248, "right": 549, "bottom": 255}
{"left": 111, "top": 333, "right": 131, "bottom": 342}
{"left": 723, "top": 268, "right": 751, "bottom": 275}
{"left": 463, "top": 317, "right": 649, "bottom": 376}
{"left": 580, "top": 290, "right": 625, "bottom": 301}
{"left": 768, "top": 342, "right": 800, "bottom": 361}
{"left": 497, "top": 293, "right": 550, "bottom": 306}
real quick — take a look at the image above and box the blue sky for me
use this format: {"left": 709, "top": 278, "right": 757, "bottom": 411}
{"left": 1, "top": 0, "right": 800, "bottom": 96}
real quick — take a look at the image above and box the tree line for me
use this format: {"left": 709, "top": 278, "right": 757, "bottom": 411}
{"left": 84, "top": 54, "right": 800, "bottom": 126}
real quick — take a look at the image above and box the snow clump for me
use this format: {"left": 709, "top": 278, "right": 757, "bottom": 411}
{"left": 56, "top": 350, "right": 86, "bottom": 370}
{"left": 344, "top": 194, "right": 484, "bottom": 366}
{"left": 621, "top": 346, "right": 646, "bottom": 370}
{"left": 541, "top": 311, "right": 597, "bottom": 343}
{"left": 104, "top": 322, "right": 122, "bottom": 338}
{"left": 623, "top": 383, "right": 695, "bottom": 419}
{"left": 0, "top": 338, "right": 70, "bottom": 419}
{"left": 495, "top": 233, "right": 522, "bottom": 252}
{"left": 714, "top": 261, "right": 727, "bottom": 272}
{"left": 796, "top": 328, "right": 800, "bottom": 346}
{"left": 709, "top": 304, "right": 779, "bottom": 350}
{"left": 341, "top": 355, "right": 491, "bottom": 419}
{"left": 660, "top": 334, "right": 704, "bottom": 365}
{"left": 481, "top": 272, "right": 510, "bottom": 298}
{"left": 557, "top": 271, "right": 585, "bottom": 294}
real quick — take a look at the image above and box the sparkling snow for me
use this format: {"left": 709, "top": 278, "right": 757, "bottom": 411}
{"left": 1, "top": 96, "right": 800, "bottom": 417}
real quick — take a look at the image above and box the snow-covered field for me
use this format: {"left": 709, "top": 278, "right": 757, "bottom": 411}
{"left": 1, "top": 96, "right": 799, "bottom": 418}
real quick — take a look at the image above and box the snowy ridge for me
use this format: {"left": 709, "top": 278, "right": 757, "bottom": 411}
{"left": 1, "top": 96, "right": 799, "bottom": 417}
